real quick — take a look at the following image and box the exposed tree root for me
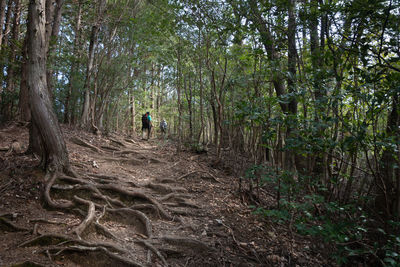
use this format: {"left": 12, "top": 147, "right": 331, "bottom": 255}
{"left": 71, "top": 137, "right": 101, "bottom": 153}
{"left": 24, "top": 133, "right": 217, "bottom": 267}
{"left": 111, "top": 150, "right": 139, "bottom": 156}
{"left": 44, "top": 172, "right": 74, "bottom": 209}
{"left": 47, "top": 245, "right": 141, "bottom": 267}
{"left": 94, "top": 222, "right": 120, "bottom": 241}
{"left": 108, "top": 208, "right": 152, "bottom": 238}
{"left": 29, "top": 218, "right": 68, "bottom": 225}
{"left": 124, "top": 138, "right": 137, "bottom": 144}
{"left": 69, "top": 196, "right": 96, "bottom": 238}
{"left": 136, "top": 239, "right": 168, "bottom": 266}
{"left": 101, "top": 145, "right": 120, "bottom": 151}
{"left": 108, "top": 137, "right": 127, "bottom": 147}
{"left": 131, "top": 204, "right": 161, "bottom": 218}
{"left": 97, "top": 184, "right": 173, "bottom": 220}
{"left": 157, "top": 178, "right": 176, "bottom": 184}
{"left": 0, "top": 216, "right": 29, "bottom": 232}
{"left": 20, "top": 233, "right": 130, "bottom": 255}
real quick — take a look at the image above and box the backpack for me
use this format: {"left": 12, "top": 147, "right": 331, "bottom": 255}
{"left": 142, "top": 114, "right": 149, "bottom": 126}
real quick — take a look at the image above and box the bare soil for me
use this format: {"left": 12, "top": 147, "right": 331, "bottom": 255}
{"left": 0, "top": 123, "right": 328, "bottom": 266}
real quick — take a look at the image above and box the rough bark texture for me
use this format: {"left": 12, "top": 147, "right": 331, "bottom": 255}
{"left": 19, "top": 35, "right": 31, "bottom": 122}
{"left": 27, "top": 0, "right": 70, "bottom": 172}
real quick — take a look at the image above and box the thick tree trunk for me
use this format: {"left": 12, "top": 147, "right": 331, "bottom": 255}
{"left": 27, "top": 0, "right": 70, "bottom": 172}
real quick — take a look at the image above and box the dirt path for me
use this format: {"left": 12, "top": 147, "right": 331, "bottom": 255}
{"left": 0, "top": 124, "right": 325, "bottom": 266}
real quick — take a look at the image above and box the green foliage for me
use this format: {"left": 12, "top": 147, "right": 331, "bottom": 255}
{"left": 251, "top": 165, "right": 400, "bottom": 266}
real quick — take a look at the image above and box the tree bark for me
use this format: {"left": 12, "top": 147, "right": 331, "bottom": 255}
{"left": 81, "top": 0, "right": 106, "bottom": 129}
{"left": 19, "top": 35, "right": 30, "bottom": 122}
{"left": 45, "top": 0, "right": 64, "bottom": 98}
{"left": 27, "top": 0, "right": 70, "bottom": 172}
{"left": 0, "top": 0, "right": 7, "bottom": 48}
{"left": 3, "top": 0, "right": 21, "bottom": 121}
{"left": 247, "top": 0, "right": 289, "bottom": 113}
{"left": 64, "top": 0, "right": 82, "bottom": 124}
{"left": 176, "top": 41, "right": 182, "bottom": 152}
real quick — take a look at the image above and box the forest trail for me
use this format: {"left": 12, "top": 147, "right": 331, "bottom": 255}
{"left": 0, "top": 124, "right": 324, "bottom": 266}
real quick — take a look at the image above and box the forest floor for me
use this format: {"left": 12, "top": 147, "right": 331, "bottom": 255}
{"left": 0, "top": 123, "right": 330, "bottom": 267}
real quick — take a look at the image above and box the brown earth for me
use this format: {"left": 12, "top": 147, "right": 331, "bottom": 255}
{"left": 0, "top": 123, "right": 328, "bottom": 266}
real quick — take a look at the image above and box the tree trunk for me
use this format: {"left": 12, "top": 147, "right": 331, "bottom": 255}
{"left": 45, "top": 0, "right": 64, "bottom": 98}
{"left": 378, "top": 93, "right": 400, "bottom": 217}
{"left": 81, "top": 0, "right": 106, "bottom": 129}
{"left": 198, "top": 30, "right": 205, "bottom": 144}
{"left": 176, "top": 42, "right": 182, "bottom": 152}
{"left": 0, "top": 0, "right": 7, "bottom": 48}
{"left": 64, "top": 0, "right": 82, "bottom": 124}
{"left": 0, "top": 0, "right": 12, "bottom": 104}
{"left": 131, "top": 92, "right": 136, "bottom": 136}
{"left": 27, "top": 0, "right": 70, "bottom": 172}
{"left": 3, "top": 0, "right": 21, "bottom": 121}
{"left": 247, "top": 0, "right": 289, "bottom": 113}
{"left": 19, "top": 35, "right": 30, "bottom": 122}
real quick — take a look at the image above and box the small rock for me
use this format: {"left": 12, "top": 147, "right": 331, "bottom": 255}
{"left": 267, "top": 231, "right": 276, "bottom": 239}
{"left": 92, "top": 161, "right": 99, "bottom": 168}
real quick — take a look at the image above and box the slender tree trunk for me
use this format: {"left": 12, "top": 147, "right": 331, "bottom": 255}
{"left": 378, "top": 93, "right": 400, "bottom": 217}
{"left": 64, "top": 0, "right": 81, "bottom": 124}
{"left": 27, "top": 0, "right": 70, "bottom": 172}
{"left": 176, "top": 42, "right": 182, "bottom": 152}
{"left": 0, "top": 0, "right": 12, "bottom": 104}
{"left": 45, "top": 0, "right": 64, "bottom": 98}
{"left": 3, "top": 0, "right": 21, "bottom": 121}
{"left": 81, "top": 0, "right": 106, "bottom": 129}
{"left": 247, "top": 0, "right": 289, "bottom": 113}
{"left": 0, "top": 0, "right": 7, "bottom": 48}
{"left": 3, "top": 0, "right": 12, "bottom": 43}
{"left": 131, "top": 92, "right": 136, "bottom": 136}
{"left": 19, "top": 35, "right": 30, "bottom": 122}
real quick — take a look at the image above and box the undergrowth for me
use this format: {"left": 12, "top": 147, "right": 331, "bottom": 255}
{"left": 245, "top": 165, "right": 400, "bottom": 266}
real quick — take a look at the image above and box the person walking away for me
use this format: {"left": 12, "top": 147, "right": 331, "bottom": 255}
{"left": 141, "top": 112, "right": 152, "bottom": 140}
{"left": 160, "top": 119, "right": 167, "bottom": 137}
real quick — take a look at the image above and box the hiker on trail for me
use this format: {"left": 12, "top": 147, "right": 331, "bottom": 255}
{"left": 142, "top": 112, "right": 152, "bottom": 140}
{"left": 160, "top": 119, "right": 167, "bottom": 137}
